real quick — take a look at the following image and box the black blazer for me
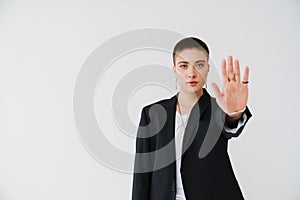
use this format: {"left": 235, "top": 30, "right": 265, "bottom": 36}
{"left": 132, "top": 88, "right": 252, "bottom": 200}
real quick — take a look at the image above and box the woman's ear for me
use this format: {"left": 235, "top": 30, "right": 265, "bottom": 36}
{"left": 173, "top": 65, "right": 176, "bottom": 73}
{"left": 208, "top": 64, "right": 210, "bottom": 72}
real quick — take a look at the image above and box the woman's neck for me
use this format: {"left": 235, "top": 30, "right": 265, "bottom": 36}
{"left": 177, "top": 89, "right": 204, "bottom": 114}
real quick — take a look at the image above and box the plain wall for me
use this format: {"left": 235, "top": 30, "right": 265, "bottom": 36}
{"left": 0, "top": 0, "right": 299, "bottom": 199}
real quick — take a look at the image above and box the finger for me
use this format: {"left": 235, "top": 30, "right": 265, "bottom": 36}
{"left": 235, "top": 59, "right": 240, "bottom": 83}
{"left": 228, "top": 55, "right": 234, "bottom": 75}
{"left": 242, "top": 66, "right": 249, "bottom": 84}
{"left": 228, "top": 72, "right": 235, "bottom": 81}
{"left": 211, "top": 82, "right": 222, "bottom": 98}
{"left": 221, "top": 59, "right": 228, "bottom": 83}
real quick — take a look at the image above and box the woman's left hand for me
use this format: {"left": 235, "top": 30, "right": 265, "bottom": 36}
{"left": 211, "top": 55, "right": 249, "bottom": 119}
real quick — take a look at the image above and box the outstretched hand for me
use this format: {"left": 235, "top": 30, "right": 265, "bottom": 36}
{"left": 211, "top": 55, "right": 249, "bottom": 118}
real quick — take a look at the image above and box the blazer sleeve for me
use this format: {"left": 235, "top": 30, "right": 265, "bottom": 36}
{"left": 132, "top": 107, "right": 152, "bottom": 200}
{"left": 222, "top": 106, "right": 252, "bottom": 139}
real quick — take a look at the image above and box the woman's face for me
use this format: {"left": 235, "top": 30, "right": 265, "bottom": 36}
{"left": 173, "top": 48, "right": 210, "bottom": 94}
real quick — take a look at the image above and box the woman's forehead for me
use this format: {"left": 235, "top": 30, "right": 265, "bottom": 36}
{"left": 175, "top": 48, "right": 208, "bottom": 64}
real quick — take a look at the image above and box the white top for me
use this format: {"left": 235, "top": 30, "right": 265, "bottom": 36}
{"left": 174, "top": 111, "right": 248, "bottom": 200}
{"left": 175, "top": 111, "right": 189, "bottom": 200}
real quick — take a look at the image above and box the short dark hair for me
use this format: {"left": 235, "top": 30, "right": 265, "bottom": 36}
{"left": 172, "top": 37, "right": 210, "bottom": 65}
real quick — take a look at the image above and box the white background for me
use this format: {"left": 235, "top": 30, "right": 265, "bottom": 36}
{"left": 1, "top": 0, "right": 300, "bottom": 199}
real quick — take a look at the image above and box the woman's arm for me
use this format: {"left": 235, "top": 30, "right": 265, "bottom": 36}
{"left": 222, "top": 106, "right": 252, "bottom": 139}
{"left": 132, "top": 107, "right": 152, "bottom": 200}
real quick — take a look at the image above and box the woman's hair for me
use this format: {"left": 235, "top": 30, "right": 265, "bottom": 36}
{"left": 172, "top": 37, "right": 210, "bottom": 65}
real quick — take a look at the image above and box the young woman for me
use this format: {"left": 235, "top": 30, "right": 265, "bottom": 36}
{"left": 132, "top": 37, "right": 252, "bottom": 200}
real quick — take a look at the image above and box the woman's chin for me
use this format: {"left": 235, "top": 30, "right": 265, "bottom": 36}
{"left": 182, "top": 86, "right": 203, "bottom": 94}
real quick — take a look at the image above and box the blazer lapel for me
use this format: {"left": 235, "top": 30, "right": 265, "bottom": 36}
{"left": 159, "top": 89, "right": 212, "bottom": 166}
{"left": 171, "top": 89, "right": 212, "bottom": 163}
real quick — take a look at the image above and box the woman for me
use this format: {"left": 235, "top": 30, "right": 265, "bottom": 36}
{"left": 132, "top": 37, "right": 252, "bottom": 200}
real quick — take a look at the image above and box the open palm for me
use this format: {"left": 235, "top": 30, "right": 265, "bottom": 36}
{"left": 211, "top": 55, "right": 249, "bottom": 115}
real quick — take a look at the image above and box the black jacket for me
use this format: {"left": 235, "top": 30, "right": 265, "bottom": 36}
{"left": 132, "top": 89, "right": 252, "bottom": 200}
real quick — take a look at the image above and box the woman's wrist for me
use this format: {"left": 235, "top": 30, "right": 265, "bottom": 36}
{"left": 225, "top": 107, "right": 246, "bottom": 122}
{"left": 226, "top": 107, "right": 246, "bottom": 116}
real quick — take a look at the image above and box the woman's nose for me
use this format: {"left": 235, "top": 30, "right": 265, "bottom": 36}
{"left": 187, "top": 66, "right": 197, "bottom": 78}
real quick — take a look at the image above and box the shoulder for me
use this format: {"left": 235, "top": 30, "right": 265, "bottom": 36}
{"left": 140, "top": 89, "right": 220, "bottom": 114}
{"left": 137, "top": 95, "right": 176, "bottom": 125}
{"left": 142, "top": 94, "right": 176, "bottom": 111}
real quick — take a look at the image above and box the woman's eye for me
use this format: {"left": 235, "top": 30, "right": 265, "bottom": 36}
{"left": 196, "top": 63, "right": 204, "bottom": 68}
{"left": 180, "top": 65, "right": 187, "bottom": 68}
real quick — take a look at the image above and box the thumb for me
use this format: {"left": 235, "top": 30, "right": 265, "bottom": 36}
{"left": 211, "top": 82, "right": 222, "bottom": 98}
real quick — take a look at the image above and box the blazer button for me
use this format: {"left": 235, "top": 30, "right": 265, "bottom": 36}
{"left": 172, "top": 183, "right": 176, "bottom": 192}
{"left": 172, "top": 185, "right": 176, "bottom": 192}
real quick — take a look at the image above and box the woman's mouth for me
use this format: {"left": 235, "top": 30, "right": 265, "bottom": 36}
{"left": 187, "top": 81, "right": 198, "bottom": 86}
